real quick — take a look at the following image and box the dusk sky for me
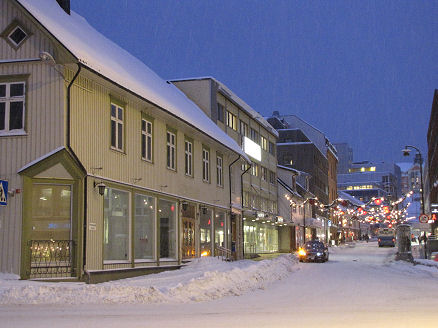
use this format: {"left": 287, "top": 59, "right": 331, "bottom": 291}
{"left": 71, "top": 0, "right": 438, "bottom": 164}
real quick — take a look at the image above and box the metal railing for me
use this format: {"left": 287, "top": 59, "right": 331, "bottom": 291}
{"left": 28, "top": 240, "right": 75, "bottom": 278}
{"left": 216, "top": 246, "right": 233, "bottom": 261}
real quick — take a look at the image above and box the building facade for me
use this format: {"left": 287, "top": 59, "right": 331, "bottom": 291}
{"left": 333, "top": 142, "right": 353, "bottom": 174}
{"left": 338, "top": 161, "right": 402, "bottom": 204}
{"left": 0, "top": 0, "right": 250, "bottom": 281}
{"left": 171, "top": 77, "right": 280, "bottom": 257}
{"left": 427, "top": 89, "right": 438, "bottom": 234}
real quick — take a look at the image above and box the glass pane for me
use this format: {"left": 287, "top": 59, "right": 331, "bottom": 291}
{"left": 9, "top": 101, "right": 23, "bottom": 130}
{"left": 118, "top": 107, "right": 123, "bottom": 120}
{"left": 104, "top": 188, "right": 129, "bottom": 261}
{"left": 0, "top": 85, "right": 5, "bottom": 98}
{"left": 141, "top": 134, "right": 146, "bottom": 158}
{"left": 159, "top": 199, "right": 176, "bottom": 259}
{"left": 147, "top": 136, "right": 152, "bottom": 160}
{"left": 147, "top": 122, "right": 152, "bottom": 134}
{"left": 9, "top": 27, "right": 27, "bottom": 45}
{"left": 0, "top": 102, "right": 5, "bottom": 130}
{"left": 141, "top": 119, "right": 146, "bottom": 132}
{"left": 167, "top": 145, "right": 170, "bottom": 167}
{"left": 10, "top": 83, "right": 24, "bottom": 97}
{"left": 214, "top": 212, "right": 225, "bottom": 252}
{"left": 111, "top": 120, "right": 116, "bottom": 147}
{"left": 200, "top": 208, "right": 212, "bottom": 256}
{"left": 111, "top": 104, "right": 116, "bottom": 117}
{"left": 134, "top": 194, "right": 155, "bottom": 260}
{"left": 117, "top": 122, "right": 123, "bottom": 149}
{"left": 31, "top": 185, "right": 71, "bottom": 240}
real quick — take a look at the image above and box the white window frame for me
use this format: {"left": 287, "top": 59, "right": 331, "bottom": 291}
{"left": 0, "top": 81, "right": 26, "bottom": 135}
{"left": 110, "top": 103, "right": 124, "bottom": 151}
{"left": 185, "top": 140, "right": 193, "bottom": 176}
{"left": 202, "top": 148, "right": 210, "bottom": 182}
{"left": 167, "top": 131, "right": 176, "bottom": 170}
{"left": 216, "top": 155, "right": 223, "bottom": 187}
{"left": 261, "top": 136, "right": 268, "bottom": 151}
{"left": 141, "top": 118, "right": 152, "bottom": 162}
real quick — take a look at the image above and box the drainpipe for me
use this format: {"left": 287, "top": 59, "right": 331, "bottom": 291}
{"left": 66, "top": 63, "right": 88, "bottom": 276}
{"left": 228, "top": 155, "right": 240, "bottom": 256}
{"left": 240, "top": 163, "right": 252, "bottom": 258}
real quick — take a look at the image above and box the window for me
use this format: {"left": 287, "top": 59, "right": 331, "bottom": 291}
{"left": 200, "top": 207, "right": 212, "bottom": 256}
{"left": 134, "top": 194, "right": 155, "bottom": 260}
{"left": 269, "top": 141, "right": 275, "bottom": 156}
{"left": 8, "top": 26, "right": 27, "bottom": 47}
{"left": 250, "top": 128, "right": 259, "bottom": 144}
{"left": 240, "top": 120, "right": 248, "bottom": 137}
{"left": 261, "top": 166, "right": 267, "bottom": 181}
{"left": 1, "top": 21, "right": 30, "bottom": 50}
{"left": 216, "top": 155, "right": 223, "bottom": 187}
{"left": 269, "top": 171, "right": 276, "bottom": 184}
{"left": 111, "top": 103, "right": 124, "bottom": 151}
{"left": 217, "top": 103, "right": 224, "bottom": 123}
{"left": 251, "top": 163, "right": 259, "bottom": 177}
{"left": 226, "top": 111, "right": 237, "bottom": 130}
{"left": 185, "top": 140, "right": 193, "bottom": 176}
{"left": 202, "top": 148, "right": 210, "bottom": 182}
{"left": 0, "top": 82, "right": 25, "bottom": 134}
{"left": 141, "top": 119, "right": 152, "bottom": 162}
{"left": 158, "top": 199, "right": 177, "bottom": 259}
{"left": 167, "top": 131, "right": 176, "bottom": 170}
{"left": 104, "top": 188, "right": 130, "bottom": 261}
{"left": 261, "top": 136, "right": 268, "bottom": 151}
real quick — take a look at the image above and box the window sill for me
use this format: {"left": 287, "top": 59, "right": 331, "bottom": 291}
{"left": 103, "top": 260, "right": 130, "bottom": 264}
{"left": 167, "top": 167, "right": 177, "bottom": 172}
{"left": 185, "top": 173, "right": 194, "bottom": 179}
{"left": 110, "top": 146, "right": 126, "bottom": 155}
{"left": 142, "top": 158, "right": 153, "bottom": 164}
{"left": 134, "top": 259, "right": 156, "bottom": 263}
{"left": 0, "top": 130, "right": 27, "bottom": 137}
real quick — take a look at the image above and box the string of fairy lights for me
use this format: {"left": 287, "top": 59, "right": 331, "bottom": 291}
{"left": 285, "top": 189, "right": 425, "bottom": 227}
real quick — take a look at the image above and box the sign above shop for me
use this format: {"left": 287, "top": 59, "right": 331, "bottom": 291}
{"left": 243, "top": 137, "right": 261, "bottom": 161}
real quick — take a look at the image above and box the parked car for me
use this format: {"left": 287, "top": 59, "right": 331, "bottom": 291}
{"left": 298, "top": 240, "right": 329, "bottom": 262}
{"left": 378, "top": 236, "right": 395, "bottom": 247}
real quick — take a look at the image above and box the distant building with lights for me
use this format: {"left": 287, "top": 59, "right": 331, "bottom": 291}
{"left": 338, "top": 161, "right": 401, "bottom": 203}
{"left": 427, "top": 89, "right": 438, "bottom": 234}
{"left": 333, "top": 142, "right": 353, "bottom": 174}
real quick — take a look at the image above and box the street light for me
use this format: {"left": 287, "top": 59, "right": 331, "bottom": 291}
{"left": 402, "top": 145, "right": 425, "bottom": 215}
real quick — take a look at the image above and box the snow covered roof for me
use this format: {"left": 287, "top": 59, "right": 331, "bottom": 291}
{"left": 18, "top": 146, "right": 65, "bottom": 173}
{"left": 338, "top": 191, "right": 365, "bottom": 207}
{"left": 16, "top": 0, "right": 249, "bottom": 161}
{"left": 170, "top": 77, "right": 279, "bottom": 138}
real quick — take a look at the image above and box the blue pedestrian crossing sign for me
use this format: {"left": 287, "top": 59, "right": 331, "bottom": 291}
{"left": 0, "top": 180, "right": 8, "bottom": 206}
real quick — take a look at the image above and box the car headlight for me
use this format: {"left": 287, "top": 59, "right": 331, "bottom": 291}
{"left": 317, "top": 252, "right": 322, "bottom": 256}
{"left": 298, "top": 249, "right": 306, "bottom": 256}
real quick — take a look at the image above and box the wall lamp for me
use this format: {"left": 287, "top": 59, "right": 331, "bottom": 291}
{"left": 94, "top": 181, "right": 106, "bottom": 196}
{"left": 200, "top": 206, "right": 208, "bottom": 215}
{"left": 182, "top": 201, "right": 189, "bottom": 211}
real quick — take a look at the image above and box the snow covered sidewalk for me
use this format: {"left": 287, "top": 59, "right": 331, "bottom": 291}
{"left": 0, "top": 254, "right": 298, "bottom": 305}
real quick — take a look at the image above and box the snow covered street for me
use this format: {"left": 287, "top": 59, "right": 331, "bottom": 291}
{"left": 1, "top": 241, "right": 438, "bottom": 327}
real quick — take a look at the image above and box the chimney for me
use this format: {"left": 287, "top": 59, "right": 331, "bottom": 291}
{"left": 56, "top": 0, "right": 70, "bottom": 15}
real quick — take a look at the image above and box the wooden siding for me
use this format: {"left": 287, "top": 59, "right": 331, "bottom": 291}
{"left": 0, "top": 0, "right": 65, "bottom": 274}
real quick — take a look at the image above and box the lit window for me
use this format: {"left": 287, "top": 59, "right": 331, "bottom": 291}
{"left": 226, "top": 111, "right": 237, "bottom": 130}
{"left": 261, "top": 166, "right": 267, "bottom": 181}
{"left": 141, "top": 119, "right": 152, "bottom": 162}
{"left": 261, "top": 136, "right": 268, "bottom": 151}
{"left": 110, "top": 103, "right": 124, "bottom": 151}
{"left": 251, "top": 163, "right": 259, "bottom": 176}
{"left": 0, "top": 81, "right": 25, "bottom": 134}
{"left": 167, "top": 131, "right": 176, "bottom": 170}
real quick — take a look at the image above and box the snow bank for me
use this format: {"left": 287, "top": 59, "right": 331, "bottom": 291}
{"left": 0, "top": 255, "right": 298, "bottom": 305}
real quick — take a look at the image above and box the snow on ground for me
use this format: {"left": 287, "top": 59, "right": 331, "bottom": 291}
{"left": 0, "top": 254, "right": 298, "bottom": 305}
{"left": 1, "top": 242, "right": 438, "bottom": 328}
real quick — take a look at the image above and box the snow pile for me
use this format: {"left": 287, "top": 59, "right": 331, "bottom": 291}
{"left": 0, "top": 255, "right": 298, "bottom": 305}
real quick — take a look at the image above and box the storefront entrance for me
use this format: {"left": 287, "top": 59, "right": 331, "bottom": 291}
{"left": 29, "top": 183, "right": 74, "bottom": 278}
{"left": 182, "top": 217, "right": 196, "bottom": 259}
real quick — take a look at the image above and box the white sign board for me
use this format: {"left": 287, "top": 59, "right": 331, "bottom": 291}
{"left": 243, "top": 137, "right": 261, "bottom": 161}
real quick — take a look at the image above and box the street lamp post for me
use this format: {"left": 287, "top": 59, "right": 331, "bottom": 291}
{"left": 402, "top": 145, "right": 425, "bottom": 214}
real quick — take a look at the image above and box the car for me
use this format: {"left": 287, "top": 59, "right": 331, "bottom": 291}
{"left": 298, "top": 240, "right": 329, "bottom": 262}
{"left": 378, "top": 236, "right": 395, "bottom": 247}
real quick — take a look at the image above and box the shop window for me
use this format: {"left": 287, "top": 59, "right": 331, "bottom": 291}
{"left": 104, "top": 188, "right": 130, "bottom": 261}
{"left": 158, "top": 199, "right": 177, "bottom": 259}
{"left": 134, "top": 194, "right": 155, "bottom": 260}
{"left": 214, "top": 212, "right": 226, "bottom": 253}
{"left": 200, "top": 207, "right": 212, "bottom": 256}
